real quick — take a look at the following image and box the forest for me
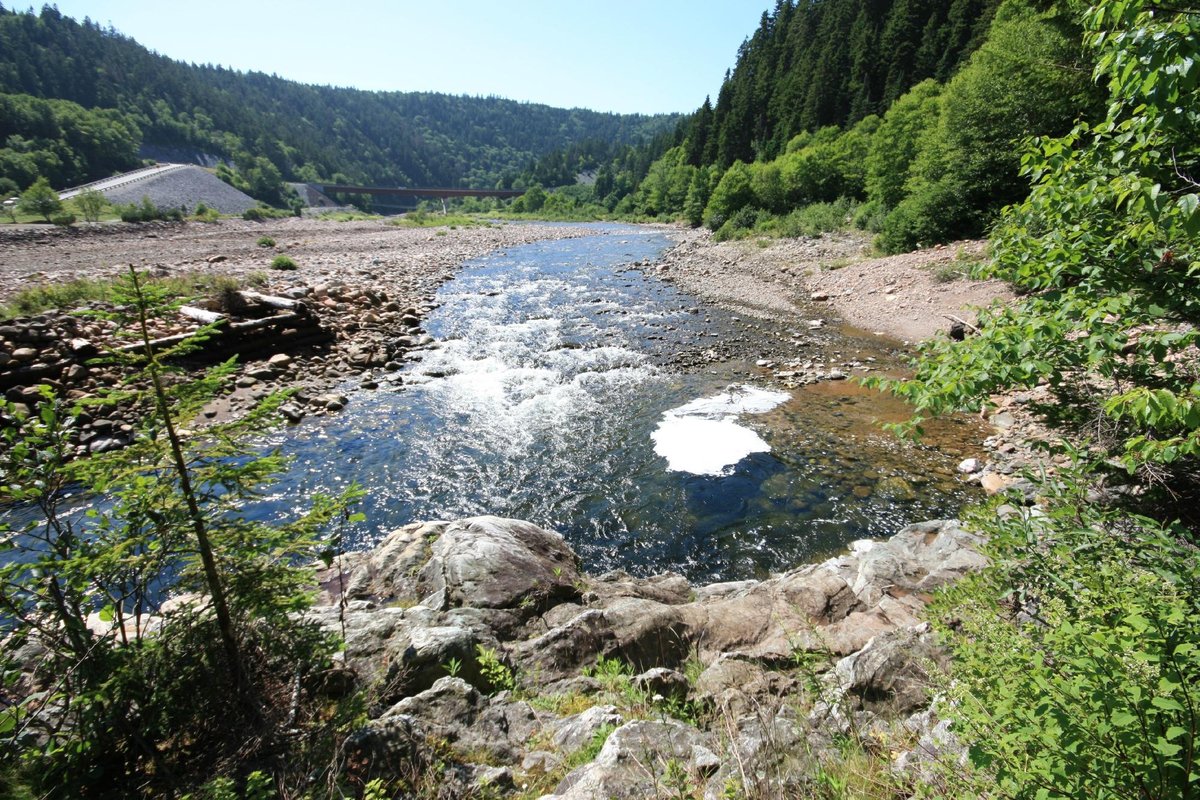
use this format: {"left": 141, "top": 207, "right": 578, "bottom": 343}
{"left": 520, "top": 0, "right": 1109, "bottom": 255}
{"left": 0, "top": 4, "right": 678, "bottom": 201}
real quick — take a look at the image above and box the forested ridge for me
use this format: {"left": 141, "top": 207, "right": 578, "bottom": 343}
{"left": 0, "top": 4, "right": 679, "bottom": 199}
{"left": 523, "top": 0, "right": 1106, "bottom": 256}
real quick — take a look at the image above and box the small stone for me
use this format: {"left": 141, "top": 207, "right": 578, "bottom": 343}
{"left": 11, "top": 347, "right": 37, "bottom": 362}
{"left": 810, "top": 292, "right": 829, "bottom": 302}
{"left": 235, "top": 376, "right": 258, "bottom": 388}
{"left": 267, "top": 353, "right": 293, "bottom": 368}
{"left": 957, "top": 458, "right": 981, "bottom": 474}
{"left": 980, "top": 472, "right": 1016, "bottom": 495}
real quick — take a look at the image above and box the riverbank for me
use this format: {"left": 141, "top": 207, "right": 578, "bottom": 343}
{"left": 655, "top": 227, "right": 1013, "bottom": 343}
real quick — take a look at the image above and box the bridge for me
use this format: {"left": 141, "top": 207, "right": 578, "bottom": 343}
{"left": 314, "top": 184, "right": 524, "bottom": 200}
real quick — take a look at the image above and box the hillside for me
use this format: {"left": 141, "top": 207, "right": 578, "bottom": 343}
{"left": 0, "top": 5, "right": 680, "bottom": 198}
{"left": 530, "top": 0, "right": 1103, "bottom": 256}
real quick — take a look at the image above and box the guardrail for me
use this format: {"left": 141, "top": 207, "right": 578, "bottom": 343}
{"left": 58, "top": 163, "right": 187, "bottom": 200}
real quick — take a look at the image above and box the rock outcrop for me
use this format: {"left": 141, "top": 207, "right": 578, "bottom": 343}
{"left": 309, "top": 514, "right": 987, "bottom": 797}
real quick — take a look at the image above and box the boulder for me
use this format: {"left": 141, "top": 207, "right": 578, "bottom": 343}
{"left": 693, "top": 657, "right": 797, "bottom": 719}
{"left": 633, "top": 667, "right": 689, "bottom": 702}
{"left": 340, "top": 516, "right": 582, "bottom": 621}
{"left": 384, "top": 677, "right": 542, "bottom": 763}
{"left": 418, "top": 516, "right": 581, "bottom": 616}
{"left": 546, "top": 719, "right": 720, "bottom": 800}
{"left": 550, "top": 704, "right": 624, "bottom": 752}
{"left": 830, "top": 626, "right": 946, "bottom": 716}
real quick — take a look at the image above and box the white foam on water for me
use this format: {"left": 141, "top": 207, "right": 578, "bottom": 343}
{"left": 652, "top": 385, "right": 790, "bottom": 476}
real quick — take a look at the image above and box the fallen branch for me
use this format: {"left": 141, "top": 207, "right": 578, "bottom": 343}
{"left": 942, "top": 313, "right": 980, "bottom": 334}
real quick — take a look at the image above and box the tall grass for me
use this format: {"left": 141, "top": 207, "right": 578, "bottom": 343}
{"left": 0, "top": 272, "right": 265, "bottom": 319}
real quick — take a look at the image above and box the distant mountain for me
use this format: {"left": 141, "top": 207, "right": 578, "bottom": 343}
{"left": 0, "top": 5, "right": 681, "bottom": 195}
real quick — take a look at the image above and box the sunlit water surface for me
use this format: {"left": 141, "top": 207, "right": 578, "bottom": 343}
{"left": 242, "top": 225, "right": 979, "bottom": 582}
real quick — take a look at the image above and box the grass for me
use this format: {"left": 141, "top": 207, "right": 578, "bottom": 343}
{"left": 388, "top": 211, "right": 496, "bottom": 228}
{"left": 269, "top": 255, "right": 297, "bottom": 271}
{"left": 0, "top": 272, "right": 265, "bottom": 320}
{"left": 314, "top": 210, "right": 383, "bottom": 222}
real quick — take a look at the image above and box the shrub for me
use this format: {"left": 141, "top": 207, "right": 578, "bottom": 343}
{"left": 49, "top": 212, "right": 75, "bottom": 227}
{"left": 932, "top": 484, "right": 1200, "bottom": 799}
{"left": 73, "top": 187, "right": 109, "bottom": 223}
{"left": 712, "top": 205, "right": 760, "bottom": 241}
{"left": 17, "top": 177, "right": 62, "bottom": 222}
{"left": 191, "top": 202, "right": 219, "bottom": 223}
{"left": 117, "top": 196, "right": 183, "bottom": 223}
{"left": 270, "top": 254, "right": 297, "bottom": 270}
{"left": 243, "top": 205, "right": 291, "bottom": 221}
{"left": 777, "top": 198, "right": 855, "bottom": 238}
{"left": 256, "top": 236, "right": 276, "bottom": 248}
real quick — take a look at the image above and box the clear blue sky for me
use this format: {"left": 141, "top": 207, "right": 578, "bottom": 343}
{"left": 45, "top": 1, "right": 769, "bottom": 114}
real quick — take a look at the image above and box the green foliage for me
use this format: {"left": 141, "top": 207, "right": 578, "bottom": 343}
{"left": 16, "top": 175, "right": 61, "bottom": 221}
{"left": 256, "top": 235, "right": 276, "bottom": 247}
{"left": 877, "top": 0, "right": 1100, "bottom": 252}
{"left": 0, "top": 268, "right": 358, "bottom": 797}
{"left": 72, "top": 187, "right": 109, "bottom": 222}
{"left": 243, "top": 204, "right": 292, "bottom": 221}
{"left": 48, "top": 211, "right": 74, "bottom": 226}
{"left": 187, "top": 771, "right": 276, "bottom": 800}
{"left": 474, "top": 644, "right": 515, "bottom": 693}
{"left": 117, "top": 195, "right": 183, "bottom": 223}
{"left": 0, "top": 8, "right": 678, "bottom": 196}
{"left": 388, "top": 212, "right": 493, "bottom": 229}
{"left": 270, "top": 254, "right": 297, "bottom": 271}
{"left": 877, "top": 0, "right": 1200, "bottom": 481}
{"left": 709, "top": 0, "right": 1000, "bottom": 166}
{"left": 0, "top": 271, "right": 255, "bottom": 319}
{"left": 703, "top": 161, "right": 754, "bottom": 229}
{"left": 933, "top": 485, "right": 1200, "bottom": 799}
{"left": 190, "top": 201, "right": 219, "bottom": 222}
{"left": 864, "top": 79, "right": 943, "bottom": 213}
{"left": 0, "top": 92, "right": 141, "bottom": 189}
{"left": 758, "top": 198, "right": 858, "bottom": 239}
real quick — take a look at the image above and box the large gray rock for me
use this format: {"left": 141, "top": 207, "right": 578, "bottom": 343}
{"left": 549, "top": 704, "right": 624, "bottom": 752}
{"left": 545, "top": 719, "right": 720, "bottom": 800}
{"left": 702, "top": 707, "right": 812, "bottom": 800}
{"left": 384, "top": 677, "right": 542, "bottom": 763}
{"left": 338, "top": 517, "right": 581, "bottom": 620}
{"left": 830, "top": 625, "right": 946, "bottom": 716}
{"left": 693, "top": 657, "right": 797, "bottom": 719}
{"left": 420, "top": 516, "right": 581, "bottom": 614}
{"left": 307, "top": 514, "right": 990, "bottom": 794}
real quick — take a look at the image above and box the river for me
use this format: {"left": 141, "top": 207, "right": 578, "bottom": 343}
{"left": 247, "top": 224, "right": 978, "bottom": 582}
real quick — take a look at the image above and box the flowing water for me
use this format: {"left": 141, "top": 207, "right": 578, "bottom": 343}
{"left": 251, "top": 224, "right": 981, "bottom": 582}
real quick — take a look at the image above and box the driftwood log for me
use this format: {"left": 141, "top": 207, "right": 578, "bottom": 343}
{"left": 115, "top": 292, "right": 329, "bottom": 359}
